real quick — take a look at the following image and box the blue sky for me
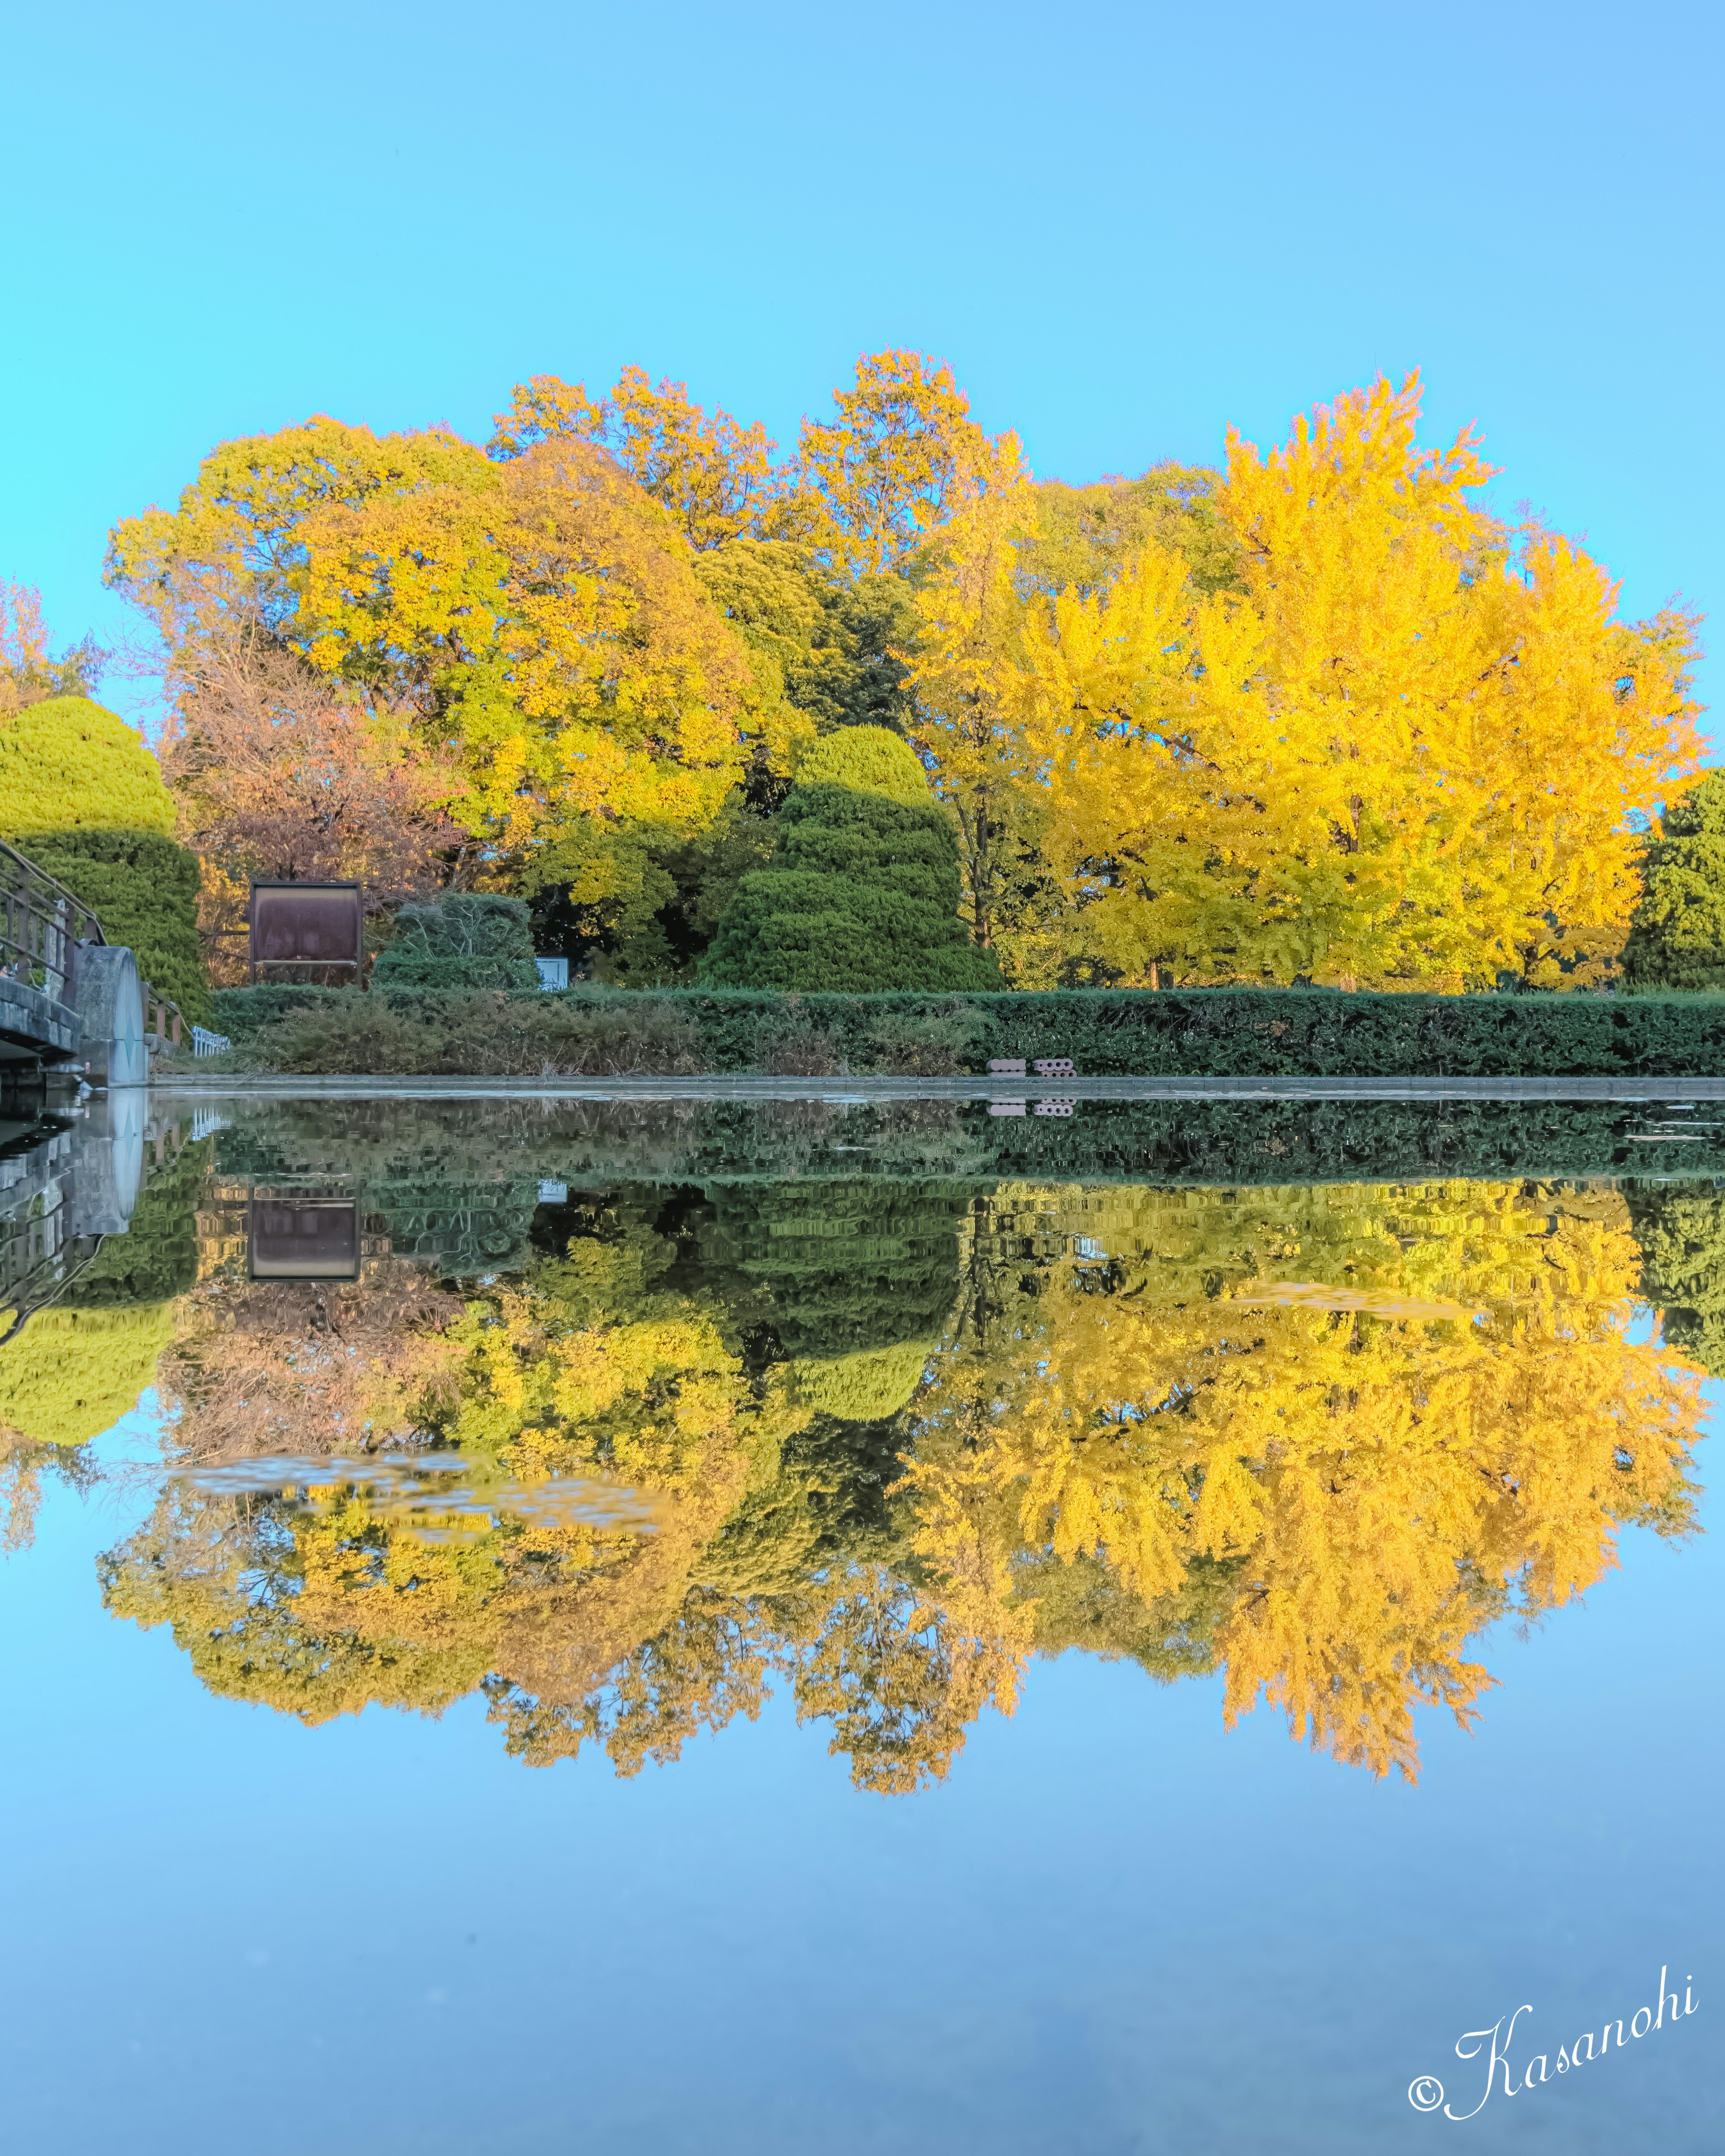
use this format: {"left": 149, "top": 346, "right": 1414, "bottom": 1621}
{"left": 5, "top": 0, "right": 1719, "bottom": 742}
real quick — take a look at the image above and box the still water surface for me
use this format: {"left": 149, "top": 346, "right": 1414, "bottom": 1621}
{"left": 2, "top": 1089, "right": 1721, "bottom": 2152}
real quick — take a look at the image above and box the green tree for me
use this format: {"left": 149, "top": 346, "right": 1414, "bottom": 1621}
{"left": 1015, "top": 464, "right": 1245, "bottom": 602}
{"left": 693, "top": 540, "right": 920, "bottom": 734}
{"left": 1623, "top": 770, "right": 1725, "bottom": 990}
{"left": 698, "top": 1176, "right": 972, "bottom": 1359}
{"left": 547, "top": 553, "right": 926, "bottom": 983}
{"left": 551, "top": 788, "right": 782, "bottom": 986}
{"left": 699, "top": 726, "right": 1000, "bottom": 990}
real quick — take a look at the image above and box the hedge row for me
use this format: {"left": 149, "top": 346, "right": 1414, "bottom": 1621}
{"left": 196, "top": 1086, "right": 1725, "bottom": 1191}
{"left": 206, "top": 983, "right": 1725, "bottom": 1076}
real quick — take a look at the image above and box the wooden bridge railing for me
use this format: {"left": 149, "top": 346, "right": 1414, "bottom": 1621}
{"left": 144, "top": 988, "right": 186, "bottom": 1048}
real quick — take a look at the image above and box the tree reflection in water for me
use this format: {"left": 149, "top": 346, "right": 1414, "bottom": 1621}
{"left": 9, "top": 1154, "right": 1703, "bottom": 1790}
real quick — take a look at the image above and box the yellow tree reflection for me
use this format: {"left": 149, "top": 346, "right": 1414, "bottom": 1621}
{"left": 99, "top": 1178, "right": 1705, "bottom": 1791}
{"left": 907, "top": 1181, "right": 1702, "bottom": 1778}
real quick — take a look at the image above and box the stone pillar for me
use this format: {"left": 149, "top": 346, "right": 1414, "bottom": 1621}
{"left": 72, "top": 944, "right": 149, "bottom": 1088}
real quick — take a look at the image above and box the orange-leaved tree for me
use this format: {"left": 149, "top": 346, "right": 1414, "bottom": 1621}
{"left": 489, "top": 365, "right": 782, "bottom": 552}
{"left": 108, "top": 418, "right": 797, "bottom": 935}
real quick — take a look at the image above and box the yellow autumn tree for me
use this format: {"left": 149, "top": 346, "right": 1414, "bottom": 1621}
{"left": 489, "top": 365, "right": 782, "bottom": 552}
{"left": 902, "top": 472, "right": 1047, "bottom": 954}
{"left": 917, "top": 374, "right": 1702, "bottom": 988}
{"left": 100, "top": 1185, "right": 1021, "bottom": 1790}
{"left": 108, "top": 416, "right": 808, "bottom": 939}
{"left": 908, "top": 464, "right": 1256, "bottom": 977}
{"left": 784, "top": 349, "right": 1026, "bottom": 575}
{"left": 486, "top": 351, "right": 1021, "bottom": 576}
{"left": 902, "top": 1179, "right": 1703, "bottom": 1778}
{"left": 88, "top": 1157, "right": 1708, "bottom": 1790}
{"left": 105, "top": 1203, "right": 775, "bottom": 1727}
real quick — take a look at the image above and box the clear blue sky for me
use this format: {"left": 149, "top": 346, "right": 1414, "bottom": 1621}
{"left": 5, "top": 0, "right": 1719, "bottom": 741}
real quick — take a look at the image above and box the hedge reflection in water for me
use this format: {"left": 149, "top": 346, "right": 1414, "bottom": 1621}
{"left": 44, "top": 1134, "right": 1693, "bottom": 1794}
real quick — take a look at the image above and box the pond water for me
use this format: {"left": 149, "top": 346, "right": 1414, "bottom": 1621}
{"left": 1, "top": 1088, "right": 1720, "bottom": 2154}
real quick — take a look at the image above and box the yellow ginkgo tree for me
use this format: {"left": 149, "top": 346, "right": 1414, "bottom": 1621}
{"left": 911, "top": 373, "right": 1703, "bottom": 988}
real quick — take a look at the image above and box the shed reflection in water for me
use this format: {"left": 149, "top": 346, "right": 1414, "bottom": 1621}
{"left": 0, "top": 1093, "right": 1714, "bottom": 1791}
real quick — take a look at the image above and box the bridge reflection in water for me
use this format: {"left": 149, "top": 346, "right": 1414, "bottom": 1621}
{"left": 0, "top": 1089, "right": 147, "bottom": 1341}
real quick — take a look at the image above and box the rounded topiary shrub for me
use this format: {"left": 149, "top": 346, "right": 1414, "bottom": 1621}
{"left": 791, "top": 1339, "right": 932, "bottom": 1422}
{"left": 788, "top": 725, "right": 938, "bottom": 806}
{"left": 0, "top": 696, "right": 208, "bottom": 1019}
{"left": 0, "top": 696, "right": 178, "bottom": 838}
{"left": 371, "top": 893, "right": 542, "bottom": 992}
{"left": 0, "top": 1302, "right": 177, "bottom": 1449}
{"left": 700, "top": 725, "right": 999, "bottom": 991}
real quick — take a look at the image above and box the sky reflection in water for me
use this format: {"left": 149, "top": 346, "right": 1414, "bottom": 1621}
{"left": 0, "top": 1090, "right": 1719, "bottom": 2153}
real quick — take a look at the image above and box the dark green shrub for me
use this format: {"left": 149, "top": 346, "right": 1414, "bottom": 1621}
{"left": 248, "top": 1000, "right": 448, "bottom": 1075}
{"left": 371, "top": 1177, "right": 541, "bottom": 1277}
{"left": 859, "top": 1001, "right": 986, "bottom": 1075}
{"left": 701, "top": 726, "right": 999, "bottom": 992}
{"left": 371, "top": 894, "right": 541, "bottom": 992}
{"left": 1623, "top": 772, "right": 1725, "bottom": 992}
{"left": 1626, "top": 1181, "right": 1725, "bottom": 1375}
{"left": 511, "top": 996, "right": 702, "bottom": 1076}
{"left": 13, "top": 827, "right": 208, "bottom": 1021}
{"left": 752, "top": 1011, "right": 846, "bottom": 1075}
{"left": 699, "top": 1179, "right": 971, "bottom": 1358}
{"left": 243, "top": 990, "right": 703, "bottom": 1077}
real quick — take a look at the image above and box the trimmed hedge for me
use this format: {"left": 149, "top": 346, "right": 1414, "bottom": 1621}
{"left": 0, "top": 696, "right": 177, "bottom": 840}
{"left": 371, "top": 894, "right": 541, "bottom": 993}
{"left": 188, "top": 1085, "right": 1725, "bottom": 1200}
{"left": 701, "top": 726, "right": 999, "bottom": 992}
{"left": 207, "top": 982, "right": 1725, "bottom": 1076}
{"left": 674, "top": 984, "right": 1725, "bottom": 1076}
